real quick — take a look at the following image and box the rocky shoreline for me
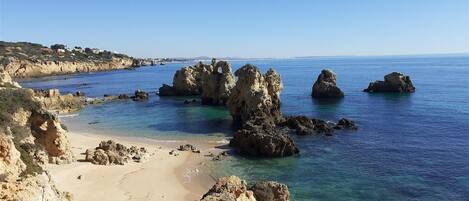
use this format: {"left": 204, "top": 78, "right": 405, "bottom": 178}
{"left": 1, "top": 56, "right": 418, "bottom": 200}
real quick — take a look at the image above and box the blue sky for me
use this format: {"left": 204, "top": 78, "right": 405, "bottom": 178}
{"left": 1, "top": 0, "right": 468, "bottom": 58}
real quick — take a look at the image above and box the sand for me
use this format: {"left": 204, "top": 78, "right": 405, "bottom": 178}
{"left": 47, "top": 131, "right": 223, "bottom": 201}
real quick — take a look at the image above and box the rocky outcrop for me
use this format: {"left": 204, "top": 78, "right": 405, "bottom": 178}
{"left": 281, "top": 116, "right": 357, "bottom": 135}
{"left": 227, "top": 65, "right": 283, "bottom": 125}
{"left": 0, "top": 130, "right": 26, "bottom": 182}
{"left": 131, "top": 90, "right": 149, "bottom": 101}
{"left": 33, "top": 89, "right": 85, "bottom": 114}
{"left": 1, "top": 41, "right": 134, "bottom": 78}
{"left": 0, "top": 172, "right": 72, "bottom": 201}
{"left": 158, "top": 59, "right": 235, "bottom": 105}
{"left": 312, "top": 69, "right": 344, "bottom": 98}
{"left": 227, "top": 65, "right": 299, "bottom": 157}
{"left": 0, "top": 87, "right": 73, "bottom": 201}
{"left": 251, "top": 181, "right": 290, "bottom": 201}
{"left": 200, "top": 60, "right": 236, "bottom": 105}
{"left": 334, "top": 118, "right": 357, "bottom": 130}
{"left": 29, "top": 111, "right": 74, "bottom": 164}
{"left": 201, "top": 176, "right": 256, "bottom": 201}
{"left": 85, "top": 140, "right": 148, "bottom": 165}
{"left": 364, "top": 72, "right": 415, "bottom": 93}
{"left": 0, "top": 69, "right": 21, "bottom": 88}
{"left": 201, "top": 176, "right": 290, "bottom": 201}
{"left": 177, "top": 144, "right": 200, "bottom": 153}
{"left": 230, "top": 120, "right": 299, "bottom": 157}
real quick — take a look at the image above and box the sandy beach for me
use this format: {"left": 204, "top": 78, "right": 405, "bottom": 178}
{"left": 47, "top": 131, "right": 222, "bottom": 201}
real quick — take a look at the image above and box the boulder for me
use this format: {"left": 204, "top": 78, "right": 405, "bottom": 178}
{"left": 311, "top": 69, "right": 344, "bottom": 98}
{"left": 85, "top": 140, "right": 148, "bottom": 165}
{"left": 177, "top": 144, "right": 200, "bottom": 153}
{"left": 131, "top": 90, "right": 149, "bottom": 101}
{"left": 201, "top": 176, "right": 255, "bottom": 201}
{"left": 158, "top": 84, "right": 177, "bottom": 96}
{"left": 118, "top": 93, "right": 129, "bottom": 99}
{"left": 282, "top": 116, "right": 334, "bottom": 135}
{"left": 364, "top": 72, "right": 415, "bottom": 93}
{"left": 333, "top": 118, "right": 357, "bottom": 130}
{"left": 282, "top": 116, "right": 357, "bottom": 135}
{"left": 250, "top": 181, "right": 290, "bottom": 201}
{"left": 230, "top": 120, "right": 299, "bottom": 157}
{"left": 201, "top": 176, "right": 291, "bottom": 201}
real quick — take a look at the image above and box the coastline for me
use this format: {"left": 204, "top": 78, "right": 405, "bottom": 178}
{"left": 47, "top": 131, "right": 220, "bottom": 201}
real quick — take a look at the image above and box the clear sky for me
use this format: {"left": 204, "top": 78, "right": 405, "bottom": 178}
{"left": 1, "top": 0, "right": 468, "bottom": 58}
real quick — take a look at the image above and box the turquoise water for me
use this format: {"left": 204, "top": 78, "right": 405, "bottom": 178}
{"left": 20, "top": 56, "right": 469, "bottom": 200}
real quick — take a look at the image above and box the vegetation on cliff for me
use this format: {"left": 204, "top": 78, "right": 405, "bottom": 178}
{"left": 0, "top": 41, "right": 136, "bottom": 77}
{"left": 0, "top": 41, "right": 131, "bottom": 64}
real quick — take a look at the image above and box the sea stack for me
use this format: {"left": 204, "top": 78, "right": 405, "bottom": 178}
{"left": 158, "top": 59, "right": 235, "bottom": 105}
{"left": 227, "top": 64, "right": 299, "bottom": 157}
{"left": 311, "top": 69, "right": 344, "bottom": 98}
{"left": 364, "top": 72, "right": 415, "bottom": 93}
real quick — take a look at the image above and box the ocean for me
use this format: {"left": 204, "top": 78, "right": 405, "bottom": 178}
{"left": 20, "top": 55, "right": 469, "bottom": 201}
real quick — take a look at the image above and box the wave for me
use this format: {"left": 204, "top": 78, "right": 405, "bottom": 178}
{"left": 59, "top": 113, "right": 79, "bottom": 118}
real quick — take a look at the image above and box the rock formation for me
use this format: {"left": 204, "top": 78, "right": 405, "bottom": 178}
{"left": 281, "top": 116, "right": 357, "bottom": 135}
{"left": 131, "top": 90, "right": 149, "bottom": 101}
{"left": 1, "top": 41, "right": 134, "bottom": 78}
{"left": 251, "top": 181, "right": 290, "bottom": 201}
{"left": 227, "top": 65, "right": 299, "bottom": 157}
{"left": 364, "top": 72, "right": 415, "bottom": 93}
{"left": 85, "top": 140, "right": 148, "bottom": 165}
{"left": 201, "top": 176, "right": 256, "bottom": 201}
{"left": 201, "top": 175, "right": 290, "bottom": 201}
{"left": 227, "top": 65, "right": 283, "bottom": 125}
{"left": 230, "top": 120, "right": 299, "bottom": 157}
{"left": 158, "top": 59, "right": 235, "bottom": 105}
{"left": 33, "top": 89, "right": 85, "bottom": 114}
{"left": 200, "top": 60, "right": 236, "bottom": 105}
{"left": 311, "top": 69, "right": 344, "bottom": 98}
{"left": 0, "top": 86, "right": 74, "bottom": 201}
{"left": 0, "top": 69, "right": 21, "bottom": 88}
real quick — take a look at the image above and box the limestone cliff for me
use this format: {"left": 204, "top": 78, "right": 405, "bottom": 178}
{"left": 0, "top": 41, "right": 134, "bottom": 78}
{"left": 0, "top": 75, "right": 74, "bottom": 200}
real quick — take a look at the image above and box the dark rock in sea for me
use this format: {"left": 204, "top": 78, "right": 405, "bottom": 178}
{"left": 103, "top": 94, "right": 118, "bottom": 101}
{"left": 74, "top": 91, "right": 85, "bottom": 97}
{"left": 250, "top": 181, "right": 290, "bottom": 201}
{"left": 230, "top": 120, "right": 299, "bottom": 157}
{"left": 118, "top": 94, "right": 129, "bottom": 99}
{"left": 131, "top": 90, "right": 149, "bottom": 101}
{"left": 333, "top": 118, "right": 357, "bottom": 130}
{"left": 282, "top": 116, "right": 334, "bottom": 135}
{"left": 214, "top": 151, "right": 228, "bottom": 161}
{"left": 312, "top": 69, "right": 344, "bottom": 99}
{"left": 183, "top": 99, "right": 198, "bottom": 104}
{"left": 364, "top": 72, "right": 415, "bottom": 93}
{"left": 158, "top": 84, "right": 177, "bottom": 96}
{"left": 282, "top": 116, "right": 357, "bottom": 135}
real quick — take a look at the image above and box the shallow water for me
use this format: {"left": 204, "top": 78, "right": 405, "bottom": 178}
{"left": 20, "top": 55, "right": 469, "bottom": 200}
